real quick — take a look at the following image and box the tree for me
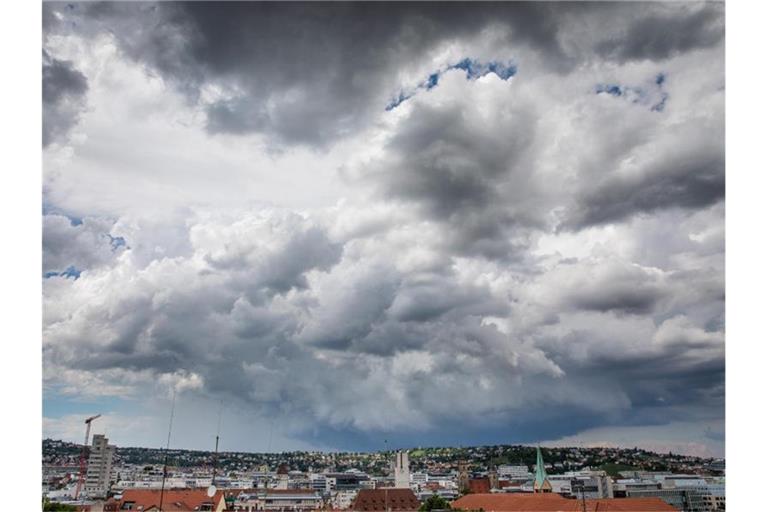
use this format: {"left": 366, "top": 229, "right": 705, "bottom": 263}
{"left": 42, "top": 498, "right": 77, "bottom": 511}
{"left": 419, "top": 494, "right": 451, "bottom": 512}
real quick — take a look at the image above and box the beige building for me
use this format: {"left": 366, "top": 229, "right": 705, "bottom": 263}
{"left": 232, "top": 489, "right": 323, "bottom": 512}
{"left": 394, "top": 451, "right": 410, "bottom": 489}
{"left": 84, "top": 434, "right": 116, "bottom": 497}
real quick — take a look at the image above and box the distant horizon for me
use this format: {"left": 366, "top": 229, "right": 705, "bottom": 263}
{"left": 42, "top": 437, "right": 722, "bottom": 461}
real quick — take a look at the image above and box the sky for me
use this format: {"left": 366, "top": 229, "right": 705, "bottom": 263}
{"left": 41, "top": 1, "right": 725, "bottom": 458}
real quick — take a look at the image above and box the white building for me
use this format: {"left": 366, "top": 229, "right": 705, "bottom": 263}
{"left": 84, "top": 434, "right": 116, "bottom": 498}
{"left": 310, "top": 474, "right": 330, "bottom": 492}
{"left": 410, "top": 472, "right": 428, "bottom": 489}
{"left": 548, "top": 470, "right": 613, "bottom": 499}
{"left": 394, "top": 451, "right": 410, "bottom": 489}
{"left": 332, "top": 489, "right": 359, "bottom": 509}
{"left": 498, "top": 465, "right": 532, "bottom": 481}
{"left": 232, "top": 489, "right": 322, "bottom": 512}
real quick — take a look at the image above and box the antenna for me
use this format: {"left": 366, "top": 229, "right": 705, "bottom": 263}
{"left": 208, "top": 400, "right": 224, "bottom": 498}
{"left": 158, "top": 387, "right": 177, "bottom": 512}
{"left": 383, "top": 438, "right": 389, "bottom": 512}
{"left": 267, "top": 418, "right": 274, "bottom": 453}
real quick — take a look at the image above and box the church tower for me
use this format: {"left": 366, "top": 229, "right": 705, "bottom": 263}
{"left": 394, "top": 450, "right": 410, "bottom": 489}
{"left": 533, "top": 446, "right": 552, "bottom": 493}
{"left": 457, "top": 461, "right": 470, "bottom": 494}
{"left": 488, "top": 462, "right": 499, "bottom": 490}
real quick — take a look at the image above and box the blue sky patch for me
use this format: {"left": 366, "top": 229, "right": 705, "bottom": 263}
{"left": 106, "top": 233, "right": 128, "bottom": 251}
{"left": 450, "top": 58, "right": 517, "bottom": 81}
{"left": 425, "top": 72, "right": 440, "bottom": 90}
{"left": 385, "top": 90, "right": 414, "bottom": 111}
{"left": 596, "top": 72, "right": 669, "bottom": 112}
{"left": 595, "top": 84, "right": 623, "bottom": 97}
{"left": 42, "top": 200, "right": 84, "bottom": 225}
{"left": 386, "top": 57, "right": 517, "bottom": 111}
{"left": 44, "top": 265, "right": 82, "bottom": 280}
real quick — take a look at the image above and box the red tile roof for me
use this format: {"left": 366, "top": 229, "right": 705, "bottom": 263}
{"left": 351, "top": 488, "right": 421, "bottom": 512}
{"left": 591, "top": 498, "right": 679, "bottom": 511}
{"left": 116, "top": 488, "right": 225, "bottom": 511}
{"left": 452, "top": 493, "right": 677, "bottom": 512}
{"left": 454, "top": 494, "right": 570, "bottom": 512}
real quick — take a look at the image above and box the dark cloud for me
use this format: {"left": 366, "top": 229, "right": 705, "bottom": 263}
{"left": 42, "top": 214, "right": 124, "bottom": 273}
{"left": 43, "top": 2, "right": 572, "bottom": 147}
{"left": 197, "top": 215, "right": 343, "bottom": 302}
{"left": 389, "top": 278, "right": 509, "bottom": 323}
{"left": 355, "top": 82, "right": 543, "bottom": 260}
{"left": 42, "top": 51, "right": 89, "bottom": 146}
{"left": 42, "top": 207, "right": 725, "bottom": 448}
{"left": 594, "top": 4, "right": 724, "bottom": 62}
{"left": 568, "top": 283, "right": 663, "bottom": 316}
{"left": 42, "top": 2, "right": 725, "bottom": 150}
{"left": 535, "top": 318, "right": 724, "bottom": 427}
{"left": 566, "top": 149, "right": 724, "bottom": 230}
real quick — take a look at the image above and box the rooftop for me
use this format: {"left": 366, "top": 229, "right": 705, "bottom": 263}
{"left": 452, "top": 493, "right": 677, "bottom": 512}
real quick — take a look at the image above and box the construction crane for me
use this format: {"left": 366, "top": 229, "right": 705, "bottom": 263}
{"left": 74, "top": 414, "right": 101, "bottom": 500}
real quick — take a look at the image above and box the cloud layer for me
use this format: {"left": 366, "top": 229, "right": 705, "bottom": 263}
{"left": 42, "top": 2, "right": 724, "bottom": 455}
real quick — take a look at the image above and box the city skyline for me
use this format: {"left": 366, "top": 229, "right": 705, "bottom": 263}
{"left": 42, "top": 2, "right": 725, "bottom": 457}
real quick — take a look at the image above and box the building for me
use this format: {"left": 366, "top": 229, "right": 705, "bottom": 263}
{"left": 416, "top": 488, "right": 458, "bottom": 502}
{"left": 626, "top": 489, "right": 691, "bottom": 511}
{"left": 548, "top": 470, "right": 613, "bottom": 499}
{"left": 331, "top": 489, "right": 359, "bottom": 509}
{"left": 497, "top": 466, "right": 531, "bottom": 481}
{"left": 103, "top": 488, "right": 227, "bottom": 512}
{"left": 702, "top": 493, "right": 725, "bottom": 511}
{"left": 488, "top": 465, "right": 499, "bottom": 491}
{"left": 532, "top": 447, "right": 552, "bottom": 493}
{"left": 613, "top": 478, "right": 663, "bottom": 496}
{"left": 452, "top": 493, "right": 678, "bottom": 511}
{"left": 394, "top": 451, "right": 410, "bottom": 489}
{"left": 326, "top": 472, "right": 370, "bottom": 491}
{"left": 626, "top": 487, "right": 723, "bottom": 512}
{"left": 309, "top": 474, "right": 329, "bottom": 493}
{"left": 350, "top": 488, "right": 421, "bottom": 512}
{"left": 410, "top": 472, "right": 428, "bottom": 489}
{"left": 457, "top": 462, "right": 470, "bottom": 494}
{"left": 231, "top": 489, "right": 323, "bottom": 512}
{"left": 468, "top": 478, "right": 491, "bottom": 494}
{"left": 84, "top": 434, "right": 116, "bottom": 498}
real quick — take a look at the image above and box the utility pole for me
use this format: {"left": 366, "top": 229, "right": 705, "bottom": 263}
{"left": 573, "top": 480, "right": 587, "bottom": 512}
{"left": 211, "top": 400, "right": 224, "bottom": 491}
{"left": 384, "top": 439, "right": 389, "bottom": 512}
{"left": 158, "top": 388, "right": 177, "bottom": 512}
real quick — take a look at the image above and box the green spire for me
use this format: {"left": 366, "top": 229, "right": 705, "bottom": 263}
{"left": 534, "top": 446, "right": 548, "bottom": 489}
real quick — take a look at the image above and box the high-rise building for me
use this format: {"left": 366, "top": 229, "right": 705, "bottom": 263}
{"left": 84, "top": 434, "right": 116, "bottom": 497}
{"left": 394, "top": 451, "right": 410, "bottom": 489}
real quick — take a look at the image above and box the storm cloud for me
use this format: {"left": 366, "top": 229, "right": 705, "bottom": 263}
{"left": 42, "top": 50, "right": 88, "bottom": 146}
{"left": 42, "top": 2, "right": 725, "bottom": 455}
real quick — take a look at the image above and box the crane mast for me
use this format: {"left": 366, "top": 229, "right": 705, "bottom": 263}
{"left": 74, "top": 414, "right": 101, "bottom": 500}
